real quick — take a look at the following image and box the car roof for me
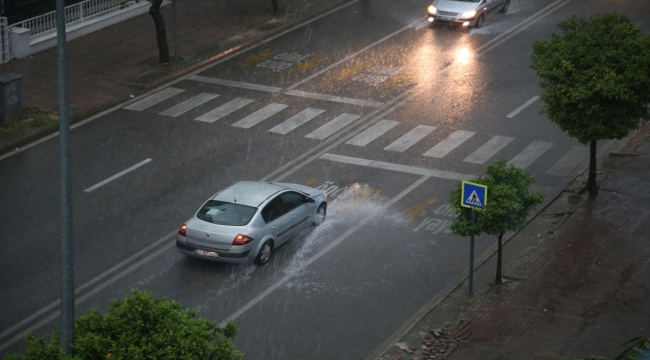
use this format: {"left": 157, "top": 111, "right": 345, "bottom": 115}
{"left": 211, "top": 181, "right": 287, "bottom": 207}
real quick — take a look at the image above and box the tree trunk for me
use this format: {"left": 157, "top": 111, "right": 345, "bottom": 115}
{"left": 588, "top": 140, "right": 599, "bottom": 197}
{"left": 149, "top": 0, "right": 170, "bottom": 63}
{"left": 271, "top": 0, "right": 278, "bottom": 12}
{"left": 495, "top": 233, "right": 503, "bottom": 285}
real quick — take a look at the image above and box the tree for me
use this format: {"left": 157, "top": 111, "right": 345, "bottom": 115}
{"left": 148, "top": 0, "right": 170, "bottom": 63}
{"left": 4, "top": 289, "right": 242, "bottom": 360}
{"left": 448, "top": 160, "right": 543, "bottom": 285}
{"left": 530, "top": 13, "right": 650, "bottom": 197}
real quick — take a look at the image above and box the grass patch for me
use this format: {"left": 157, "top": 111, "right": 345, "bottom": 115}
{"left": 0, "top": 108, "right": 59, "bottom": 149}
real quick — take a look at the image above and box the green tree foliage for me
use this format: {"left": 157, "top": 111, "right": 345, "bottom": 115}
{"left": 530, "top": 13, "right": 650, "bottom": 197}
{"left": 4, "top": 290, "right": 242, "bottom": 360}
{"left": 449, "top": 160, "right": 543, "bottom": 285}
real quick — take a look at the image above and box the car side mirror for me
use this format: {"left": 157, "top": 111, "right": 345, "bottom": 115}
{"left": 307, "top": 197, "right": 315, "bottom": 203}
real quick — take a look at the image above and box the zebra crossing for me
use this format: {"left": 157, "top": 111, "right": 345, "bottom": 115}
{"left": 124, "top": 88, "right": 589, "bottom": 176}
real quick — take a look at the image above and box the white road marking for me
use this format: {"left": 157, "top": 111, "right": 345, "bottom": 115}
{"left": 508, "top": 141, "right": 553, "bottom": 169}
{"left": 507, "top": 96, "right": 540, "bottom": 118}
{"left": 195, "top": 98, "right": 254, "bottom": 123}
{"left": 219, "top": 175, "right": 431, "bottom": 328}
{"left": 545, "top": 146, "right": 590, "bottom": 176}
{"left": 423, "top": 130, "right": 476, "bottom": 158}
{"left": 319, "top": 153, "right": 472, "bottom": 181}
{"left": 464, "top": 135, "right": 514, "bottom": 164}
{"left": 284, "top": 89, "right": 384, "bottom": 107}
{"left": 188, "top": 75, "right": 282, "bottom": 93}
{"left": 384, "top": 125, "right": 437, "bottom": 152}
{"left": 84, "top": 159, "right": 153, "bottom": 193}
{"left": 305, "top": 113, "right": 361, "bottom": 140}
{"left": 231, "top": 103, "right": 289, "bottom": 128}
{"left": 159, "top": 93, "right": 219, "bottom": 117}
{"left": 268, "top": 108, "right": 325, "bottom": 134}
{"left": 476, "top": 0, "right": 573, "bottom": 56}
{"left": 123, "top": 88, "right": 185, "bottom": 111}
{"left": 346, "top": 119, "right": 399, "bottom": 146}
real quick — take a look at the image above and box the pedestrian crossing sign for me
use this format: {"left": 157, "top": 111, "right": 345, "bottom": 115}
{"left": 461, "top": 181, "right": 487, "bottom": 210}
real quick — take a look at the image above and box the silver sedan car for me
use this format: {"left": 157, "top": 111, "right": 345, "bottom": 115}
{"left": 427, "top": 0, "right": 509, "bottom": 28}
{"left": 177, "top": 181, "right": 327, "bottom": 266}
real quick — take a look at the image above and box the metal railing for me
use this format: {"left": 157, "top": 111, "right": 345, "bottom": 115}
{"left": 9, "top": 0, "right": 136, "bottom": 36}
{"left": 0, "top": 0, "right": 139, "bottom": 63}
{"left": 1, "top": 17, "right": 11, "bottom": 63}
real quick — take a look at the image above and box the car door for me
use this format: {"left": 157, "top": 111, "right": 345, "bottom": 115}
{"left": 279, "top": 191, "right": 313, "bottom": 237}
{"left": 485, "top": 0, "right": 503, "bottom": 14}
{"left": 261, "top": 197, "right": 292, "bottom": 245}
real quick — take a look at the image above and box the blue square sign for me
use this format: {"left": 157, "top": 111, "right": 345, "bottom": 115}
{"left": 461, "top": 181, "right": 488, "bottom": 210}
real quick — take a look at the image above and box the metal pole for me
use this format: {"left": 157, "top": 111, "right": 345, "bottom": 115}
{"left": 469, "top": 208, "right": 475, "bottom": 294}
{"left": 56, "top": 0, "right": 75, "bottom": 353}
{"left": 172, "top": 0, "right": 177, "bottom": 59}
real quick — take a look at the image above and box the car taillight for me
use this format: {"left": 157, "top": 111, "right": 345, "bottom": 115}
{"left": 178, "top": 224, "right": 187, "bottom": 236}
{"left": 233, "top": 234, "right": 254, "bottom": 245}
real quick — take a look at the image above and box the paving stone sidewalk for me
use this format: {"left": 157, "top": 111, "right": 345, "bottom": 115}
{"left": 378, "top": 125, "right": 650, "bottom": 360}
{"left": 0, "top": 0, "right": 351, "bottom": 153}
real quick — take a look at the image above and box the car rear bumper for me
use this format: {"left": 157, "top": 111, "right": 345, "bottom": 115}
{"left": 176, "top": 239, "right": 251, "bottom": 263}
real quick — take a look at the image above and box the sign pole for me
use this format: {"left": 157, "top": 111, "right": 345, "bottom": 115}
{"left": 469, "top": 208, "right": 475, "bottom": 294}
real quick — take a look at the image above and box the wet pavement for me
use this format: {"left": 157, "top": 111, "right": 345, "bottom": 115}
{"left": 0, "top": 0, "right": 353, "bottom": 153}
{"left": 375, "top": 123, "right": 650, "bottom": 360}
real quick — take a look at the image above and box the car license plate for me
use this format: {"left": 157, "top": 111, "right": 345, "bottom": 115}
{"left": 195, "top": 249, "right": 218, "bottom": 257}
{"left": 439, "top": 16, "right": 453, "bottom": 21}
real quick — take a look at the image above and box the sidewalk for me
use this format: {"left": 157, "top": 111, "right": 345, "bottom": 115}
{"left": 0, "top": 0, "right": 351, "bottom": 154}
{"left": 377, "top": 123, "right": 650, "bottom": 360}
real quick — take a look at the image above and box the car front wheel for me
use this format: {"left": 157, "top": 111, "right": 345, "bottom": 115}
{"left": 313, "top": 203, "right": 327, "bottom": 226}
{"left": 255, "top": 241, "right": 273, "bottom": 266}
{"left": 474, "top": 14, "right": 485, "bottom": 28}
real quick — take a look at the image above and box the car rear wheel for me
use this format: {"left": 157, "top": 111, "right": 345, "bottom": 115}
{"left": 255, "top": 241, "right": 273, "bottom": 266}
{"left": 474, "top": 14, "right": 485, "bottom": 28}
{"left": 500, "top": 0, "right": 510, "bottom": 13}
{"left": 313, "top": 203, "right": 327, "bottom": 226}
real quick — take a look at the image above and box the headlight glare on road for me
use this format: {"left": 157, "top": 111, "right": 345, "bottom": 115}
{"left": 428, "top": 5, "right": 437, "bottom": 14}
{"left": 461, "top": 10, "right": 476, "bottom": 18}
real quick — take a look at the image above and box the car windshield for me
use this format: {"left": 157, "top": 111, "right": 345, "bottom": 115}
{"left": 454, "top": 0, "right": 481, "bottom": 2}
{"left": 197, "top": 200, "right": 257, "bottom": 226}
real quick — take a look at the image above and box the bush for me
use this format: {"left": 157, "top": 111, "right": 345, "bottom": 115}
{"left": 4, "top": 289, "right": 243, "bottom": 360}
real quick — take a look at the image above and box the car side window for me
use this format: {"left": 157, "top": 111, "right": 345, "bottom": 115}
{"left": 261, "top": 198, "right": 287, "bottom": 223}
{"left": 279, "top": 192, "right": 306, "bottom": 212}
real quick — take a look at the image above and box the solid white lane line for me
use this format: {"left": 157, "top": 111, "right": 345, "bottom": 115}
{"left": 0, "top": 230, "right": 177, "bottom": 348}
{"left": 188, "top": 75, "right": 283, "bottom": 93}
{"left": 346, "top": 119, "right": 399, "bottom": 146}
{"left": 320, "top": 153, "right": 473, "bottom": 181}
{"left": 159, "top": 93, "right": 219, "bottom": 117}
{"left": 268, "top": 108, "right": 325, "bottom": 134}
{"left": 508, "top": 141, "right": 553, "bottom": 170}
{"left": 464, "top": 135, "right": 514, "bottom": 164}
{"left": 284, "top": 90, "right": 384, "bottom": 107}
{"left": 84, "top": 159, "right": 153, "bottom": 193}
{"left": 477, "top": 0, "right": 573, "bottom": 56}
{"left": 384, "top": 125, "right": 437, "bottom": 152}
{"left": 195, "top": 98, "right": 254, "bottom": 123}
{"left": 507, "top": 96, "right": 540, "bottom": 118}
{"left": 219, "top": 175, "right": 431, "bottom": 328}
{"left": 231, "top": 103, "right": 289, "bottom": 128}
{"left": 423, "top": 130, "right": 476, "bottom": 158}
{"left": 124, "top": 88, "right": 185, "bottom": 111}
{"left": 545, "top": 146, "right": 590, "bottom": 176}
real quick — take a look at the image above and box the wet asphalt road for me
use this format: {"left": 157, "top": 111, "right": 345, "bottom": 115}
{"left": 1, "top": 0, "right": 649, "bottom": 358}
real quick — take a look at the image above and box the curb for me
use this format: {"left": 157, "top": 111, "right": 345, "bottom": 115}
{"left": 0, "top": 0, "right": 355, "bottom": 157}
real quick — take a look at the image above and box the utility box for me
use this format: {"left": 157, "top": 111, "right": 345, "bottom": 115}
{"left": 0, "top": 72, "right": 23, "bottom": 126}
